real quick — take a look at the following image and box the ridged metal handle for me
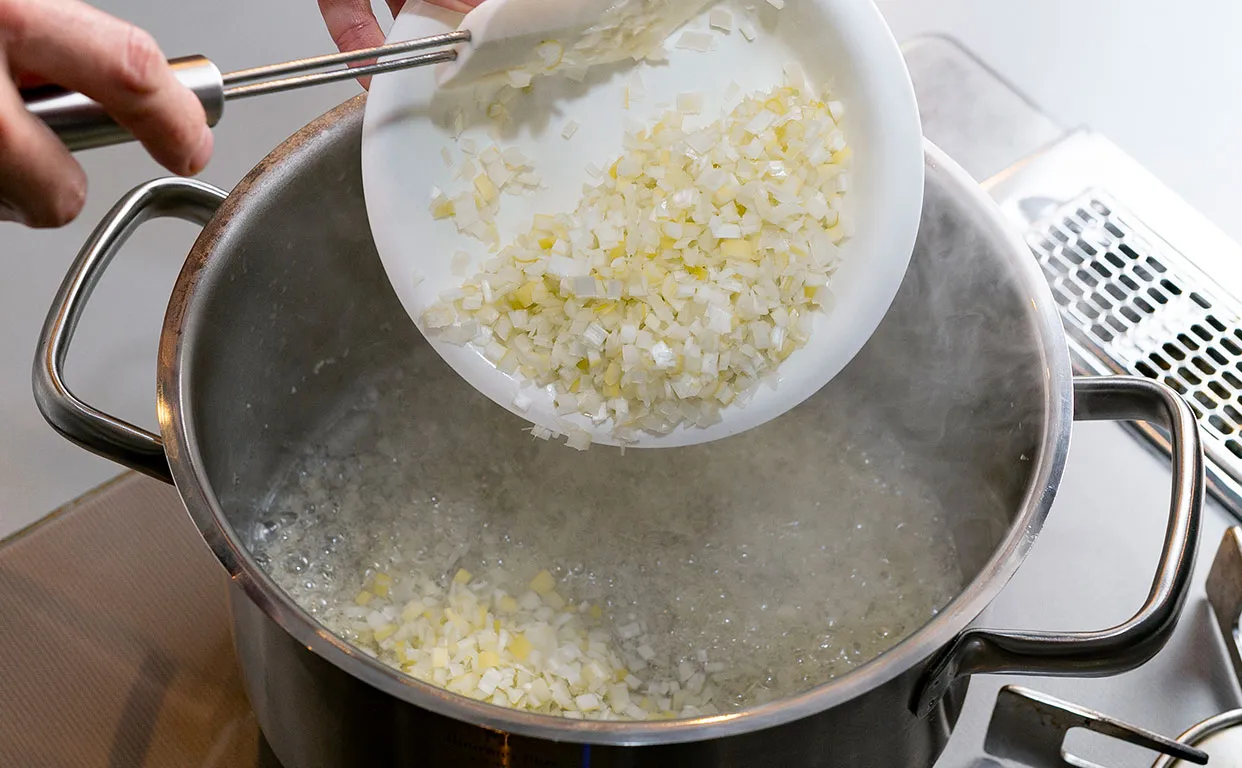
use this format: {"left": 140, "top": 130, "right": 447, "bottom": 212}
{"left": 22, "top": 55, "right": 224, "bottom": 151}
{"left": 33, "top": 177, "right": 227, "bottom": 483}
{"left": 914, "top": 376, "right": 1204, "bottom": 716}
{"left": 985, "top": 685, "right": 1208, "bottom": 766}
{"left": 21, "top": 34, "right": 467, "bottom": 151}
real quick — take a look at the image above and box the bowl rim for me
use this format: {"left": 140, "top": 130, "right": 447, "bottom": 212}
{"left": 359, "top": 0, "right": 928, "bottom": 449}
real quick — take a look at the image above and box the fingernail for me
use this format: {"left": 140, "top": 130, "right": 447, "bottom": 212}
{"left": 0, "top": 199, "right": 28, "bottom": 225}
{"left": 189, "top": 127, "right": 214, "bottom": 176}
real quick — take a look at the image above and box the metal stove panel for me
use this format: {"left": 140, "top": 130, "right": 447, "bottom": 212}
{"left": 904, "top": 35, "right": 1242, "bottom": 520}
{"left": 991, "top": 132, "right": 1242, "bottom": 517}
{"left": 1024, "top": 189, "right": 1242, "bottom": 504}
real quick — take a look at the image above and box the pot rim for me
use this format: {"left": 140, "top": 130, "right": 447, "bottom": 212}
{"left": 157, "top": 95, "right": 1074, "bottom": 745}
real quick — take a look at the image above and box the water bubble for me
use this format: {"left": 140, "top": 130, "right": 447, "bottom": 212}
{"left": 253, "top": 519, "right": 280, "bottom": 544}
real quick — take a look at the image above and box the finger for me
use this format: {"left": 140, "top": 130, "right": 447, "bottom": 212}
{"left": 319, "top": 0, "right": 385, "bottom": 54}
{"left": 319, "top": 0, "right": 387, "bottom": 88}
{"left": 13, "top": 71, "right": 48, "bottom": 89}
{"left": 1, "top": 0, "right": 212, "bottom": 176}
{"left": 0, "top": 58, "right": 86, "bottom": 227}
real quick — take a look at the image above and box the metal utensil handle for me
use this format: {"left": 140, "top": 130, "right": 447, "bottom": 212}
{"left": 985, "top": 685, "right": 1208, "bottom": 767}
{"left": 221, "top": 31, "right": 467, "bottom": 99}
{"left": 22, "top": 56, "right": 225, "bottom": 152}
{"left": 914, "top": 376, "right": 1204, "bottom": 716}
{"left": 22, "top": 32, "right": 467, "bottom": 151}
{"left": 33, "top": 177, "right": 227, "bottom": 484}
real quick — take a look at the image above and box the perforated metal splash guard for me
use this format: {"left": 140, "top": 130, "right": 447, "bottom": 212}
{"left": 1027, "top": 183, "right": 1242, "bottom": 493}
{"left": 904, "top": 35, "right": 1242, "bottom": 519}
{"left": 987, "top": 131, "right": 1242, "bottom": 517}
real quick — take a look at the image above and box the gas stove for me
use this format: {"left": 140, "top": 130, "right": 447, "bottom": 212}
{"left": 2, "top": 36, "right": 1241, "bottom": 768}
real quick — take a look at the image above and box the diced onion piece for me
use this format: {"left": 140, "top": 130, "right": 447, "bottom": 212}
{"left": 675, "top": 31, "right": 714, "bottom": 52}
{"left": 738, "top": 21, "right": 757, "bottom": 41}
{"left": 487, "top": 1, "right": 712, "bottom": 86}
{"left": 507, "top": 69, "right": 533, "bottom": 88}
{"left": 764, "top": 0, "right": 785, "bottom": 8}
{"left": 676, "top": 92, "right": 705, "bottom": 114}
{"left": 529, "top": 570, "right": 557, "bottom": 595}
{"left": 565, "top": 429, "right": 591, "bottom": 451}
{"left": 536, "top": 40, "right": 564, "bottom": 70}
{"left": 708, "top": 8, "right": 733, "bottom": 31}
{"left": 783, "top": 62, "right": 808, "bottom": 93}
{"left": 337, "top": 563, "right": 718, "bottom": 720}
{"left": 562, "top": 120, "right": 580, "bottom": 140}
{"left": 429, "top": 187, "right": 454, "bottom": 220}
{"left": 575, "top": 693, "right": 601, "bottom": 711}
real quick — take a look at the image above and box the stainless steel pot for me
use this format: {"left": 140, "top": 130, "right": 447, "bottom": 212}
{"left": 33, "top": 96, "right": 1204, "bottom": 768}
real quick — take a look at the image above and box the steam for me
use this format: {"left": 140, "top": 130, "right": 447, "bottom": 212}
{"left": 246, "top": 163, "right": 1050, "bottom": 708}
{"left": 834, "top": 176, "right": 1050, "bottom": 576}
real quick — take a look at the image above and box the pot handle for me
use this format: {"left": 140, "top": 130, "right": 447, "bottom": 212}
{"left": 914, "top": 375, "right": 1203, "bottom": 717}
{"left": 32, "top": 177, "right": 228, "bottom": 485}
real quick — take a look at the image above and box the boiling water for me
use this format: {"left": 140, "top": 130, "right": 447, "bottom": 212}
{"left": 253, "top": 359, "right": 966, "bottom": 715}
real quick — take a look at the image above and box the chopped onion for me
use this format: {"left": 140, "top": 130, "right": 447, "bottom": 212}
{"left": 427, "top": 141, "right": 542, "bottom": 247}
{"left": 564, "top": 428, "right": 592, "bottom": 451}
{"left": 340, "top": 568, "right": 719, "bottom": 720}
{"left": 709, "top": 8, "right": 733, "bottom": 31}
{"left": 675, "top": 30, "right": 715, "bottom": 52}
{"left": 484, "top": 1, "right": 710, "bottom": 88}
{"left": 676, "top": 92, "right": 705, "bottom": 114}
{"left": 426, "top": 83, "right": 851, "bottom": 443}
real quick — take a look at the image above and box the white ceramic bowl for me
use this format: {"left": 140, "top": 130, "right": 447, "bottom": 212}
{"left": 362, "top": 0, "right": 923, "bottom": 448}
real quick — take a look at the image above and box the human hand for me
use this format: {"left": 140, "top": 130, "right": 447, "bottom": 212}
{"left": 0, "top": 0, "right": 213, "bottom": 227}
{"left": 319, "top": 0, "right": 484, "bottom": 88}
